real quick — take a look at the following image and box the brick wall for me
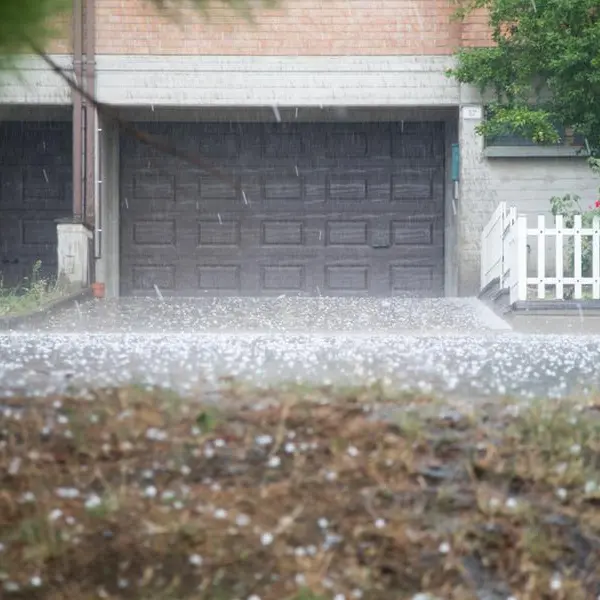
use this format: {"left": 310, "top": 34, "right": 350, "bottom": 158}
{"left": 46, "top": 14, "right": 72, "bottom": 53}
{"left": 460, "top": 8, "right": 493, "bottom": 48}
{"left": 95, "top": 0, "right": 464, "bottom": 55}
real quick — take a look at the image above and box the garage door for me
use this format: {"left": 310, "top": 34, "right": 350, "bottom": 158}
{"left": 120, "top": 121, "right": 445, "bottom": 296}
{"left": 0, "top": 122, "right": 72, "bottom": 287}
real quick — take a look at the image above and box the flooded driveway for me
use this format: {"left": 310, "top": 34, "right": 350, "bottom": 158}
{"left": 0, "top": 297, "right": 598, "bottom": 400}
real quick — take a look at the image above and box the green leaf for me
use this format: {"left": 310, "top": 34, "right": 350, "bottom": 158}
{"left": 450, "top": 0, "right": 600, "bottom": 155}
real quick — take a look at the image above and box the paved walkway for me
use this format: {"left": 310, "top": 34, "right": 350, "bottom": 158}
{"left": 1, "top": 297, "right": 598, "bottom": 401}
{"left": 37, "top": 296, "right": 511, "bottom": 334}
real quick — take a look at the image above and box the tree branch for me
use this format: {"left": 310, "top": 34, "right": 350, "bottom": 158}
{"left": 27, "top": 39, "right": 238, "bottom": 189}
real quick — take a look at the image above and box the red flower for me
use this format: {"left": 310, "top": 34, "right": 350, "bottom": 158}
{"left": 595, "top": 200, "right": 600, "bottom": 208}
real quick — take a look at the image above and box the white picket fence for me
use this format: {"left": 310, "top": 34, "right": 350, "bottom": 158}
{"left": 481, "top": 202, "right": 600, "bottom": 303}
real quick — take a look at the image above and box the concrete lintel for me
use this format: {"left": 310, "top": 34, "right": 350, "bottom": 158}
{"left": 0, "top": 55, "right": 72, "bottom": 105}
{"left": 484, "top": 146, "right": 589, "bottom": 159}
{"left": 95, "top": 54, "right": 460, "bottom": 107}
{"left": 115, "top": 105, "right": 459, "bottom": 123}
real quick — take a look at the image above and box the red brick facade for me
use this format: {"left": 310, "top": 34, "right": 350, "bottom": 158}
{"left": 49, "top": 0, "right": 492, "bottom": 55}
{"left": 460, "top": 7, "right": 493, "bottom": 48}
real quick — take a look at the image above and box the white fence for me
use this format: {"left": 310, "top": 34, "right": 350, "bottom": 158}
{"left": 481, "top": 204, "right": 600, "bottom": 303}
{"left": 480, "top": 202, "right": 515, "bottom": 291}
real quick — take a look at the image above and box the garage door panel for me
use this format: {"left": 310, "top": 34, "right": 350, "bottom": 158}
{"left": 391, "top": 219, "right": 441, "bottom": 246}
{"left": 120, "top": 121, "right": 445, "bottom": 297}
{"left": 303, "top": 172, "right": 328, "bottom": 205}
{"left": 263, "top": 127, "right": 306, "bottom": 158}
{"left": 0, "top": 122, "right": 71, "bottom": 288}
{"left": 197, "top": 219, "right": 242, "bottom": 247}
{"left": 131, "top": 171, "right": 177, "bottom": 202}
{"left": 260, "top": 264, "right": 306, "bottom": 292}
{"left": 326, "top": 220, "right": 369, "bottom": 246}
{"left": 260, "top": 220, "right": 305, "bottom": 246}
{"left": 325, "top": 264, "right": 369, "bottom": 292}
{"left": 199, "top": 174, "right": 239, "bottom": 202}
{"left": 197, "top": 265, "right": 242, "bottom": 293}
{"left": 263, "top": 171, "right": 303, "bottom": 202}
{"left": 392, "top": 122, "right": 445, "bottom": 155}
{"left": 132, "top": 219, "right": 177, "bottom": 247}
{"left": 391, "top": 264, "right": 444, "bottom": 296}
{"left": 0, "top": 168, "right": 24, "bottom": 210}
{"left": 130, "top": 264, "right": 177, "bottom": 293}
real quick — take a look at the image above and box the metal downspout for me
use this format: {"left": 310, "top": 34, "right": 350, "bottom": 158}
{"left": 84, "top": 0, "right": 96, "bottom": 228}
{"left": 72, "top": 0, "right": 84, "bottom": 221}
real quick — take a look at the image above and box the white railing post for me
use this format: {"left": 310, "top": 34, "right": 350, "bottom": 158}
{"left": 480, "top": 201, "right": 507, "bottom": 290}
{"left": 555, "top": 214, "right": 564, "bottom": 300}
{"left": 537, "top": 214, "right": 546, "bottom": 299}
{"left": 593, "top": 216, "right": 600, "bottom": 299}
{"left": 574, "top": 214, "right": 583, "bottom": 299}
{"left": 503, "top": 206, "right": 516, "bottom": 291}
{"left": 480, "top": 229, "right": 487, "bottom": 290}
{"left": 516, "top": 214, "right": 528, "bottom": 302}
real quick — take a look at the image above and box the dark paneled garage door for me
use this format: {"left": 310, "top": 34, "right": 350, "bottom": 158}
{"left": 120, "top": 122, "right": 445, "bottom": 296}
{"left": 0, "top": 122, "right": 72, "bottom": 287}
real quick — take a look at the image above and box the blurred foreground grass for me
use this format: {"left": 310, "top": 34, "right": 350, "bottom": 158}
{"left": 0, "top": 382, "right": 599, "bottom": 599}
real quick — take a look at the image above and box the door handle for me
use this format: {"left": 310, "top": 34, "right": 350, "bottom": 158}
{"left": 372, "top": 244, "right": 390, "bottom": 249}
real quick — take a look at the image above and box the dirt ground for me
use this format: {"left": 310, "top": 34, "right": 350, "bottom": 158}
{"left": 1, "top": 382, "right": 599, "bottom": 600}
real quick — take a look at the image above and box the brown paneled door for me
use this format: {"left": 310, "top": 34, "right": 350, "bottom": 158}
{"left": 119, "top": 121, "right": 445, "bottom": 296}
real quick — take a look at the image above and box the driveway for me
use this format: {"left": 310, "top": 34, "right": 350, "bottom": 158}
{"left": 0, "top": 297, "right": 599, "bottom": 400}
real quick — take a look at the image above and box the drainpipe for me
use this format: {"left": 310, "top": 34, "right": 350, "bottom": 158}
{"left": 84, "top": 0, "right": 96, "bottom": 227}
{"left": 82, "top": 0, "right": 97, "bottom": 284}
{"left": 72, "top": 0, "right": 84, "bottom": 221}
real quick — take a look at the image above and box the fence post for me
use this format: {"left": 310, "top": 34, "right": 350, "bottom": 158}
{"left": 499, "top": 204, "right": 506, "bottom": 288}
{"left": 574, "top": 214, "right": 582, "bottom": 299}
{"left": 593, "top": 216, "right": 600, "bottom": 299}
{"left": 515, "top": 215, "right": 528, "bottom": 301}
{"left": 555, "top": 215, "right": 564, "bottom": 300}
{"left": 480, "top": 228, "right": 487, "bottom": 290}
{"left": 537, "top": 215, "right": 546, "bottom": 299}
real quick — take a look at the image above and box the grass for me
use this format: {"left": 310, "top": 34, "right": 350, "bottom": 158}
{"left": 0, "top": 384, "right": 599, "bottom": 599}
{"left": 0, "top": 261, "right": 66, "bottom": 318}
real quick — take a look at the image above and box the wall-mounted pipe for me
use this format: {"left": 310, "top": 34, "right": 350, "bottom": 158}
{"left": 72, "top": 0, "right": 84, "bottom": 221}
{"left": 94, "top": 113, "right": 101, "bottom": 260}
{"left": 84, "top": 0, "right": 96, "bottom": 227}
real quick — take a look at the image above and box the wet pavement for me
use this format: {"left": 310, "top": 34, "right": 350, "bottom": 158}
{"left": 37, "top": 297, "right": 510, "bottom": 334}
{"left": 0, "top": 297, "right": 599, "bottom": 400}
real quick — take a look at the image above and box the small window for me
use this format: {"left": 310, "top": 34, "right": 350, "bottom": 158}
{"left": 483, "top": 107, "right": 585, "bottom": 148}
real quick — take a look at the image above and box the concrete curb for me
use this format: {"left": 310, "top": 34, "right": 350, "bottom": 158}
{"left": 467, "top": 297, "right": 513, "bottom": 331}
{"left": 0, "top": 287, "right": 93, "bottom": 331}
{"left": 511, "top": 300, "right": 600, "bottom": 314}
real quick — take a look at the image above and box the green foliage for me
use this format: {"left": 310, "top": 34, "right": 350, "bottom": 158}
{"left": 0, "top": 260, "right": 65, "bottom": 317}
{"left": 195, "top": 406, "right": 221, "bottom": 433}
{"left": 0, "top": 0, "right": 70, "bottom": 56}
{"left": 449, "top": 0, "right": 600, "bottom": 155}
{"left": 477, "top": 105, "right": 561, "bottom": 145}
